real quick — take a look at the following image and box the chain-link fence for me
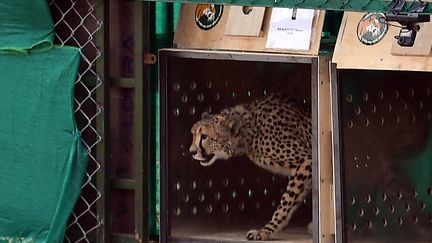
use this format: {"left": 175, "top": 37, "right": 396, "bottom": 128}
{"left": 49, "top": 0, "right": 103, "bottom": 242}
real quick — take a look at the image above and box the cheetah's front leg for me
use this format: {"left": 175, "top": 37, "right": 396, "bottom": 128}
{"left": 246, "top": 160, "right": 312, "bottom": 241}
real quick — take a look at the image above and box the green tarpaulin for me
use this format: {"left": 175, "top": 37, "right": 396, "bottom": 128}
{"left": 0, "top": 0, "right": 54, "bottom": 53}
{"left": 0, "top": 1, "right": 87, "bottom": 242}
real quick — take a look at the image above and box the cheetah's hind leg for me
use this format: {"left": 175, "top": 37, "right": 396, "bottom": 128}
{"left": 246, "top": 161, "right": 312, "bottom": 241}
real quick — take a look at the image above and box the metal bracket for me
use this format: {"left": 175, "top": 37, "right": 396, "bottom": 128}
{"left": 385, "top": 0, "right": 430, "bottom": 47}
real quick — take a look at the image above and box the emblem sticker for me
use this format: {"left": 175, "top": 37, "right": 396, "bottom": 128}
{"left": 357, "top": 13, "right": 388, "bottom": 45}
{"left": 195, "top": 4, "right": 223, "bottom": 30}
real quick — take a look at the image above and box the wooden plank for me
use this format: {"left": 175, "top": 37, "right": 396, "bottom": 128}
{"left": 174, "top": 4, "right": 325, "bottom": 55}
{"left": 318, "top": 56, "right": 335, "bottom": 243}
{"left": 391, "top": 21, "right": 432, "bottom": 56}
{"left": 225, "top": 6, "right": 266, "bottom": 37}
{"left": 333, "top": 12, "right": 432, "bottom": 71}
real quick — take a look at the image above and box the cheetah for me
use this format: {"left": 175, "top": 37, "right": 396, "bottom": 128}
{"left": 189, "top": 93, "right": 312, "bottom": 241}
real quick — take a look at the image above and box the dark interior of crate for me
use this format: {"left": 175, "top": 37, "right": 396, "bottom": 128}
{"left": 336, "top": 69, "right": 432, "bottom": 243}
{"left": 163, "top": 55, "right": 313, "bottom": 242}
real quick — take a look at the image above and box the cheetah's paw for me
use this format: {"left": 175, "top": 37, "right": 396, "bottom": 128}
{"left": 246, "top": 229, "right": 271, "bottom": 241}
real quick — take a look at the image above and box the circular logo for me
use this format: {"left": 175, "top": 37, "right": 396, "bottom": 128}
{"left": 195, "top": 4, "right": 223, "bottom": 30}
{"left": 357, "top": 13, "right": 388, "bottom": 45}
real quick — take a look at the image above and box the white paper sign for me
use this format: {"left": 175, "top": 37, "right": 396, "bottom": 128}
{"left": 266, "top": 8, "right": 315, "bottom": 50}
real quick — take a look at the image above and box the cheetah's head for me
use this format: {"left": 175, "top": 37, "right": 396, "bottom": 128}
{"left": 189, "top": 112, "right": 241, "bottom": 167}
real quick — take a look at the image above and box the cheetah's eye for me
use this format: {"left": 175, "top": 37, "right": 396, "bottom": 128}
{"left": 201, "top": 134, "right": 208, "bottom": 140}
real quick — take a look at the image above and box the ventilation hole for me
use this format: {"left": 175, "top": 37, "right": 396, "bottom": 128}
{"left": 191, "top": 206, "right": 198, "bottom": 215}
{"left": 191, "top": 181, "right": 197, "bottom": 190}
{"left": 374, "top": 207, "right": 380, "bottom": 215}
{"left": 428, "top": 112, "right": 431, "bottom": 121}
{"left": 239, "top": 177, "right": 245, "bottom": 186}
{"left": 231, "top": 91, "right": 236, "bottom": 98}
{"left": 206, "top": 106, "right": 212, "bottom": 113}
{"left": 247, "top": 91, "right": 252, "bottom": 97}
{"left": 428, "top": 187, "right": 432, "bottom": 196}
{"left": 378, "top": 91, "right": 384, "bottom": 100}
{"left": 397, "top": 192, "right": 403, "bottom": 200}
{"left": 272, "top": 200, "right": 277, "bottom": 208}
{"left": 413, "top": 189, "right": 418, "bottom": 198}
{"left": 174, "top": 108, "right": 180, "bottom": 116}
{"left": 181, "top": 95, "right": 188, "bottom": 103}
{"left": 255, "top": 202, "right": 260, "bottom": 209}
{"left": 175, "top": 206, "right": 182, "bottom": 216}
{"left": 206, "top": 204, "right": 213, "bottom": 213}
{"left": 248, "top": 189, "right": 254, "bottom": 198}
{"left": 388, "top": 205, "right": 395, "bottom": 213}
{"left": 420, "top": 201, "right": 427, "bottom": 210}
{"left": 271, "top": 175, "right": 277, "bottom": 182}
{"left": 427, "top": 87, "right": 431, "bottom": 97}
{"left": 367, "top": 219, "right": 373, "bottom": 229}
{"left": 354, "top": 106, "right": 361, "bottom": 115}
{"left": 190, "top": 81, "right": 197, "bottom": 90}
{"left": 207, "top": 180, "right": 213, "bottom": 188}
{"left": 418, "top": 101, "right": 423, "bottom": 110}
{"left": 362, "top": 93, "right": 369, "bottom": 102}
{"left": 402, "top": 102, "right": 408, "bottom": 111}
{"left": 189, "top": 107, "right": 196, "bottom": 115}
{"left": 382, "top": 218, "right": 388, "bottom": 227}
{"left": 173, "top": 82, "right": 180, "bottom": 91}
{"left": 365, "top": 194, "right": 372, "bottom": 203}
{"left": 222, "top": 178, "right": 229, "bottom": 187}
{"left": 231, "top": 191, "right": 237, "bottom": 199}
{"left": 351, "top": 196, "right": 356, "bottom": 205}
{"left": 409, "top": 88, "right": 415, "bottom": 97}
{"left": 263, "top": 188, "right": 268, "bottom": 196}
{"left": 410, "top": 113, "right": 416, "bottom": 122}
{"left": 222, "top": 204, "right": 229, "bottom": 213}
{"left": 380, "top": 117, "right": 385, "bottom": 126}
{"left": 175, "top": 182, "right": 181, "bottom": 191}
{"left": 197, "top": 93, "right": 205, "bottom": 102}
{"left": 345, "top": 120, "right": 354, "bottom": 128}
{"left": 363, "top": 118, "right": 370, "bottom": 127}
{"left": 351, "top": 222, "right": 357, "bottom": 231}
{"left": 239, "top": 202, "right": 245, "bottom": 211}
{"left": 387, "top": 103, "right": 392, "bottom": 112}
{"left": 256, "top": 177, "right": 261, "bottom": 183}
{"left": 371, "top": 105, "right": 377, "bottom": 114}
{"left": 198, "top": 193, "right": 205, "bottom": 202}
{"left": 358, "top": 208, "right": 365, "bottom": 217}
{"left": 382, "top": 193, "right": 387, "bottom": 202}
{"left": 346, "top": 94, "right": 353, "bottom": 103}
{"left": 393, "top": 90, "right": 400, "bottom": 98}
{"left": 263, "top": 90, "right": 268, "bottom": 96}
{"left": 394, "top": 115, "right": 400, "bottom": 124}
{"left": 405, "top": 202, "right": 410, "bottom": 212}
{"left": 224, "top": 80, "right": 229, "bottom": 87}
{"left": 413, "top": 215, "right": 418, "bottom": 224}
{"left": 206, "top": 80, "right": 212, "bottom": 89}
{"left": 214, "top": 93, "right": 220, "bottom": 101}
{"left": 183, "top": 194, "right": 190, "bottom": 203}
{"left": 214, "top": 192, "right": 221, "bottom": 200}
{"left": 398, "top": 217, "right": 403, "bottom": 226}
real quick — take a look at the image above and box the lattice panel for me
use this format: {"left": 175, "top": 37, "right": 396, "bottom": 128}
{"left": 49, "top": 0, "right": 103, "bottom": 242}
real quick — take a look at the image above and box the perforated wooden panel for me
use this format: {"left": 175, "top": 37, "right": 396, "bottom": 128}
{"left": 160, "top": 50, "right": 318, "bottom": 242}
{"left": 333, "top": 69, "right": 432, "bottom": 243}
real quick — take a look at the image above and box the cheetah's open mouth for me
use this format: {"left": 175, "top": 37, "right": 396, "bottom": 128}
{"left": 199, "top": 153, "right": 216, "bottom": 167}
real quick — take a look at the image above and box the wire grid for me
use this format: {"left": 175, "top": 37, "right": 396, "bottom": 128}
{"left": 48, "top": 0, "right": 103, "bottom": 242}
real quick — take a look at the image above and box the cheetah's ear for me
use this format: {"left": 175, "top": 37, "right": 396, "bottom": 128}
{"left": 226, "top": 115, "right": 241, "bottom": 135}
{"left": 201, "top": 112, "right": 211, "bottom": 119}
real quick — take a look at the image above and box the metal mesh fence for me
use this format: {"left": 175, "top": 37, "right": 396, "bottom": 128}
{"left": 48, "top": 0, "right": 103, "bottom": 242}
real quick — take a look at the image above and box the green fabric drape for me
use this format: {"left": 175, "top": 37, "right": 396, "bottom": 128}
{"left": 0, "top": 1, "right": 87, "bottom": 242}
{"left": 0, "top": 0, "right": 54, "bottom": 53}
